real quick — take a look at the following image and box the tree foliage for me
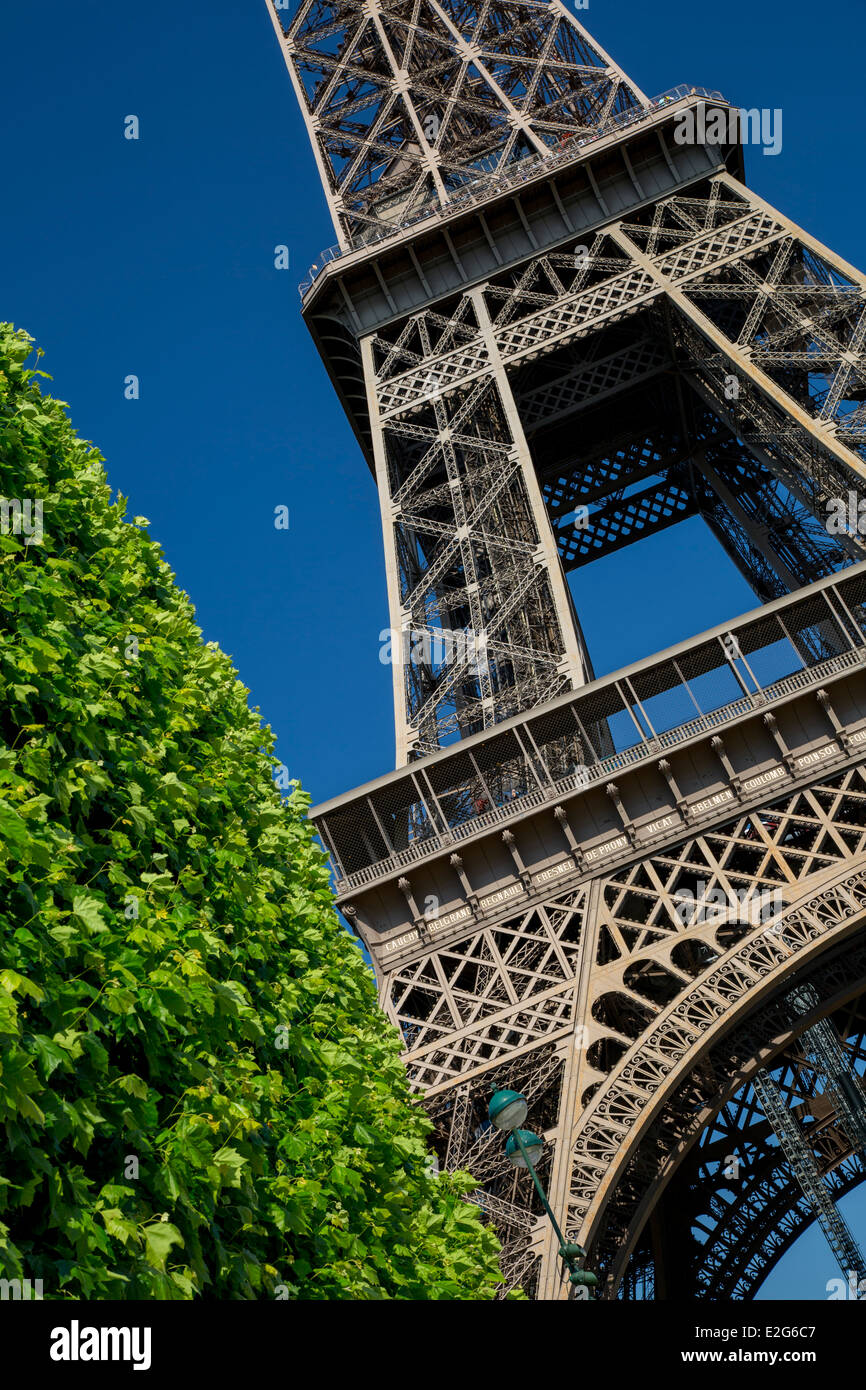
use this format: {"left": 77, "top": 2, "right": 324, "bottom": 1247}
{"left": 0, "top": 323, "right": 503, "bottom": 1299}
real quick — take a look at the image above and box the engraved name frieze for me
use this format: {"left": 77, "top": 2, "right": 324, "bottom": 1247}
{"left": 383, "top": 929, "right": 418, "bottom": 956}
{"left": 691, "top": 789, "right": 735, "bottom": 815}
{"left": 742, "top": 766, "right": 786, "bottom": 792}
{"left": 433, "top": 905, "right": 474, "bottom": 929}
{"left": 382, "top": 904, "right": 473, "bottom": 954}
{"left": 532, "top": 858, "right": 575, "bottom": 886}
{"left": 478, "top": 882, "right": 524, "bottom": 910}
{"left": 796, "top": 744, "right": 836, "bottom": 769}
{"left": 642, "top": 814, "right": 679, "bottom": 837}
{"left": 584, "top": 834, "right": 629, "bottom": 864}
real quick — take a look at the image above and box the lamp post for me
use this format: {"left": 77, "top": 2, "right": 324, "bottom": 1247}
{"left": 488, "top": 1088, "right": 598, "bottom": 1299}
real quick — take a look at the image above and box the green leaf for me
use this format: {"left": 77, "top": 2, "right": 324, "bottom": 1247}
{"left": 0, "top": 802, "right": 29, "bottom": 847}
{"left": 115, "top": 1074, "right": 149, "bottom": 1100}
{"left": 71, "top": 893, "right": 108, "bottom": 934}
{"left": 0, "top": 969, "right": 45, "bottom": 1002}
{"left": 101, "top": 1209, "right": 141, "bottom": 1247}
{"left": 142, "top": 1221, "right": 184, "bottom": 1271}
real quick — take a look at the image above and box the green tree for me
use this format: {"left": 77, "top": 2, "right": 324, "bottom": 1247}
{"left": 0, "top": 324, "right": 503, "bottom": 1299}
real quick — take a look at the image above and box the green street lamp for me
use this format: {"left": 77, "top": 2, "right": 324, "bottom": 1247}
{"left": 489, "top": 1088, "right": 599, "bottom": 1299}
{"left": 488, "top": 1088, "right": 528, "bottom": 1132}
{"left": 505, "top": 1129, "right": 543, "bottom": 1168}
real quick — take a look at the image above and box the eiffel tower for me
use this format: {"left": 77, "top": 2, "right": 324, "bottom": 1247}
{"left": 267, "top": 1, "right": 866, "bottom": 1298}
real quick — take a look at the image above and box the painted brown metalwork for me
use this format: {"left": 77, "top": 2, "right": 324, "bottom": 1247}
{"left": 268, "top": 0, "right": 866, "bottom": 1296}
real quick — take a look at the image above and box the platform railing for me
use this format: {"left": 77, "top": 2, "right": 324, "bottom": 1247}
{"left": 298, "top": 86, "right": 727, "bottom": 296}
{"left": 311, "top": 567, "right": 866, "bottom": 895}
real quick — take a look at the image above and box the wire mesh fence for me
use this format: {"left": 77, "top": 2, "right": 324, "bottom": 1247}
{"left": 522, "top": 704, "right": 586, "bottom": 785}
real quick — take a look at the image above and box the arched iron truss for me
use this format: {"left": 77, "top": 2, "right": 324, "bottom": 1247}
{"left": 619, "top": 991, "right": 866, "bottom": 1300}
{"left": 587, "top": 918, "right": 866, "bottom": 1298}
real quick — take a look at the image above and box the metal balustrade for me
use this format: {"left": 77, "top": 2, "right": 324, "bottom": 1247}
{"left": 298, "top": 87, "right": 727, "bottom": 297}
{"left": 311, "top": 565, "right": 866, "bottom": 893}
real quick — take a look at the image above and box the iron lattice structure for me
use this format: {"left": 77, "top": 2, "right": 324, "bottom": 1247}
{"left": 270, "top": 0, "right": 646, "bottom": 248}
{"left": 269, "top": 0, "right": 866, "bottom": 1297}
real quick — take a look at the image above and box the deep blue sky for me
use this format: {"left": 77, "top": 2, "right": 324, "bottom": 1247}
{"left": 3, "top": 0, "right": 865, "bottom": 1300}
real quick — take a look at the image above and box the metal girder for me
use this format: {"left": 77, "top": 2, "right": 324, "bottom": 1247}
{"left": 363, "top": 289, "right": 592, "bottom": 762}
{"left": 268, "top": 0, "right": 647, "bottom": 249}
{"left": 368, "top": 740, "right": 866, "bottom": 1296}
{"left": 620, "top": 1016, "right": 866, "bottom": 1301}
{"left": 516, "top": 335, "right": 670, "bottom": 432}
{"left": 750, "top": 1067, "right": 866, "bottom": 1284}
{"left": 558, "top": 474, "right": 697, "bottom": 571}
{"left": 791, "top": 985, "right": 866, "bottom": 1160}
{"left": 360, "top": 177, "right": 866, "bottom": 763}
{"left": 693, "top": 440, "right": 857, "bottom": 603}
{"left": 541, "top": 428, "right": 689, "bottom": 518}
